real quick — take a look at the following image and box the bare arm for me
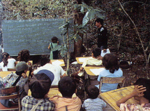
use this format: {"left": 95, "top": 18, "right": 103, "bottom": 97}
{"left": 48, "top": 44, "right": 50, "bottom": 49}
{"left": 61, "top": 73, "right": 67, "bottom": 78}
{"left": 116, "top": 85, "right": 146, "bottom": 107}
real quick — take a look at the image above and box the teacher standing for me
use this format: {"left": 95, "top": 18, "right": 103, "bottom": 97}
{"left": 95, "top": 18, "right": 108, "bottom": 50}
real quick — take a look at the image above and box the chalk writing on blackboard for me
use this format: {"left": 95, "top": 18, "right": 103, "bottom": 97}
{"left": 2, "top": 19, "right": 74, "bottom": 56}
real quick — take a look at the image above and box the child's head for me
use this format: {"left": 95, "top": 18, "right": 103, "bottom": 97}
{"left": 51, "top": 36, "right": 58, "bottom": 43}
{"left": 58, "top": 76, "right": 76, "bottom": 98}
{"left": 134, "top": 78, "right": 150, "bottom": 102}
{"left": 92, "top": 48, "right": 101, "bottom": 58}
{"left": 102, "top": 54, "right": 119, "bottom": 73}
{"left": 16, "top": 61, "right": 28, "bottom": 77}
{"left": 29, "top": 73, "right": 52, "bottom": 99}
{"left": 36, "top": 70, "right": 54, "bottom": 83}
{"left": 40, "top": 56, "right": 50, "bottom": 66}
{"left": 17, "top": 49, "right": 30, "bottom": 62}
{"left": 12, "top": 62, "right": 29, "bottom": 86}
{"left": 86, "top": 85, "right": 99, "bottom": 99}
{"left": 2, "top": 52, "right": 9, "bottom": 67}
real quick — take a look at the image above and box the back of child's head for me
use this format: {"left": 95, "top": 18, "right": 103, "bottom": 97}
{"left": 134, "top": 78, "right": 150, "bottom": 102}
{"left": 92, "top": 48, "right": 101, "bottom": 58}
{"left": 29, "top": 73, "right": 51, "bottom": 99}
{"left": 86, "top": 85, "right": 99, "bottom": 99}
{"left": 17, "top": 49, "right": 30, "bottom": 62}
{"left": 51, "top": 36, "right": 58, "bottom": 43}
{"left": 58, "top": 76, "right": 76, "bottom": 98}
{"left": 102, "top": 54, "right": 119, "bottom": 73}
{"left": 40, "top": 56, "right": 50, "bottom": 66}
{"left": 2, "top": 52, "right": 9, "bottom": 67}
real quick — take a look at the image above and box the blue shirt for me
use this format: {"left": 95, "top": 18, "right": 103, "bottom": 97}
{"left": 97, "top": 68, "right": 123, "bottom": 92}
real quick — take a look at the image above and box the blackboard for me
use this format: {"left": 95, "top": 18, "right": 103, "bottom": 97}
{"left": 2, "top": 19, "right": 74, "bottom": 56}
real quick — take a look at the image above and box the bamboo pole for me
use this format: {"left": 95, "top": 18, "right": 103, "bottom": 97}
{"left": 65, "top": 6, "right": 70, "bottom": 76}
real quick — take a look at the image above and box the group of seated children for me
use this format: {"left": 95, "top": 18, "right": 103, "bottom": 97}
{"left": 21, "top": 72, "right": 106, "bottom": 111}
{"left": 22, "top": 71, "right": 150, "bottom": 111}
{"left": 0, "top": 49, "right": 31, "bottom": 71}
{"left": 77, "top": 48, "right": 123, "bottom": 93}
{"left": 22, "top": 74, "right": 82, "bottom": 111}
{"left": 0, "top": 48, "right": 150, "bottom": 111}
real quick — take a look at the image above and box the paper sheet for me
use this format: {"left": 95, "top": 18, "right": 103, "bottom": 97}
{"left": 71, "top": 61, "right": 78, "bottom": 64}
{"left": 90, "top": 68, "right": 105, "bottom": 75}
{"left": 52, "top": 60, "right": 64, "bottom": 66}
{"left": 79, "top": 57, "right": 92, "bottom": 62}
{"left": 101, "top": 49, "right": 110, "bottom": 57}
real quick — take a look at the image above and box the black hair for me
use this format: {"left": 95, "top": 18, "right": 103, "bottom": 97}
{"left": 95, "top": 18, "right": 103, "bottom": 25}
{"left": 40, "top": 56, "right": 50, "bottom": 66}
{"left": 92, "top": 48, "right": 101, "bottom": 58}
{"left": 102, "top": 54, "right": 119, "bottom": 73}
{"left": 51, "top": 36, "right": 58, "bottom": 43}
{"left": 86, "top": 85, "right": 99, "bottom": 99}
{"left": 134, "top": 78, "right": 150, "bottom": 102}
{"left": 58, "top": 76, "right": 76, "bottom": 98}
{"left": 17, "top": 49, "right": 30, "bottom": 62}
{"left": 12, "top": 71, "right": 25, "bottom": 86}
{"left": 29, "top": 73, "right": 51, "bottom": 99}
{"left": 2, "top": 52, "right": 9, "bottom": 67}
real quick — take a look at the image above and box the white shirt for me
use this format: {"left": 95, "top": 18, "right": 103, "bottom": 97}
{"left": 33, "top": 63, "right": 65, "bottom": 85}
{"left": 81, "top": 58, "right": 102, "bottom": 67}
{"left": 82, "top": 98, "right": 106, "bottom": 111}
{"left": 0, "top": 58, "right": 16, "bottom": 71}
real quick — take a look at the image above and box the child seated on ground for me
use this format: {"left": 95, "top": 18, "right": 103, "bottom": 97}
{"left": 21, "top": 73, "right": 55, "bottom": 111}
{"left": 82, "top": 85, "right": 106, "bottom": 111}
{"left": 50, "top": 76, "right": 82, "bottom": 111}
{"left": 117, "top": 78, "right": 150, "bottom": 111}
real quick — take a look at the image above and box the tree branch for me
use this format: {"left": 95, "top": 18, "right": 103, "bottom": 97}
{"left": 118, "top": 0, "right": 148, "bottom": 65}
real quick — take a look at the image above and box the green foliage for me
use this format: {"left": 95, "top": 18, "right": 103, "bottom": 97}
{"left": 58, "top": 1, "right": 105, "bottom": 57}
{"left": 2, "top": 0, "right": 73, "bottom": 19}
{"left": 76, "top": 2, "right": 105, "bottom": 27}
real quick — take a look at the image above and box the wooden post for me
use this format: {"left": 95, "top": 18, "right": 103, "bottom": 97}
{"left": 65, "top": 7, "right": 70, "bottom": 76}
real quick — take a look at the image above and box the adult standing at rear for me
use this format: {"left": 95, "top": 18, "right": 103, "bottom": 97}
{"left": 95, "top": 18, "right": 108, "bottom": 50}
